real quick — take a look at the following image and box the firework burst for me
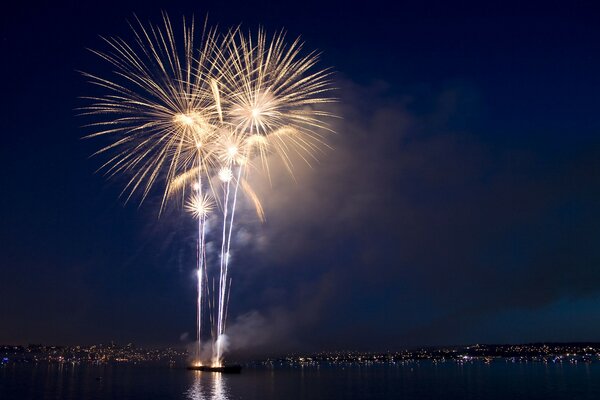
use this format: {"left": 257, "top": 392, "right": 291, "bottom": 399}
{"left": 214, "top": 28, "right": 336, "bottom": 173}
{"left": 185, "top": 192, "right": 214, "bottom": 219}
{"left": 82, "top": 15, "right": 335, "bottom": 367}
{"left": 80, "top": 13, "right": 222, "bottom": 207}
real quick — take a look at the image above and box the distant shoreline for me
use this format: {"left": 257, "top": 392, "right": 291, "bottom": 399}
{"left": 2, "top": 342, "right": 599, "bottom": 367}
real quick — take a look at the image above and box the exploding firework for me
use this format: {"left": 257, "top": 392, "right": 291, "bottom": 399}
{"left": 79, "top": 14, "right": 222, "bottom": 206}
{"left": 82, "top": 15, "right": 335, "bottom": 367}
{"left": 186, "top": 192, "right": 214, "bottom": 219}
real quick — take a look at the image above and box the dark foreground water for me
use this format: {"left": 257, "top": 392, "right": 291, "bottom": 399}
{"left": 1, "top": 362, "right": 599, "bottom": 400}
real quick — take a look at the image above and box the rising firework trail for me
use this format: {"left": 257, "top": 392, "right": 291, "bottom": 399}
{"left": 81, "top": 14, "right": 335, "bottom": 368}
{"left": 185, "top": 172, "right": 213, "bottom": 361}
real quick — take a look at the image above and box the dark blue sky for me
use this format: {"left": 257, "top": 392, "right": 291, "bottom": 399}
{"left": 1, "top": 1, "right": 600, "bottom": 355}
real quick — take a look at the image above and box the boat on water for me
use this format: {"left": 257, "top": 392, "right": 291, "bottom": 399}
{"left": 187, "top": 365, "right": 242, "bottom": 373}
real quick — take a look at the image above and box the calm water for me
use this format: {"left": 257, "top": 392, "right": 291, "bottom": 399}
{"left": 1, "top": 362, "right": 599, "bottom": 399}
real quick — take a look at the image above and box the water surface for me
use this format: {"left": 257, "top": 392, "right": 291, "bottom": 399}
{"left": 1, "top": 362, "right": 598, "bottom": 399}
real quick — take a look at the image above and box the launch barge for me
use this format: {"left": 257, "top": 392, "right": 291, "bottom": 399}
{"left": 187, "top": 365, "right": 242, "bottom": 373}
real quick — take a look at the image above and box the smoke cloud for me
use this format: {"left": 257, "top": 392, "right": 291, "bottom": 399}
{"left": 218, "top": 78, "right": 600, "bottom": 355}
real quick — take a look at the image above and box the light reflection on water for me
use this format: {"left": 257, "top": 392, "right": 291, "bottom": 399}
{"left": 185, "top": 372, "right": 229, "bottom": 400}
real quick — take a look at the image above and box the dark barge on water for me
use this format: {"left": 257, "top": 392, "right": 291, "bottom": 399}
{"left": 187, "top": 365, "right": 242, "bottom": 373}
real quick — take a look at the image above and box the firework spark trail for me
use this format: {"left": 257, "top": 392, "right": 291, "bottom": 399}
{"left": 214, "top": 162, "right": 245, "bottom": 365}
{"left": 198, "top": 223, "right": 206, "bottom": 360}
{"left": 185, "top": 167, "right": 215, "bottom": 365}
{"left": 215, "top": 170, "right": 231, "bottom": 365}
{"left": 224, "top": 276, "right": 233, "bottom": 332}
{"left": 211, "top": 277, "right": 216, "bottom": 353}
{"left": 225, "top": 165, "right": 244, "bottom": 278}
{"left": 196, "top": 172, "right": 205, "bottom": 363}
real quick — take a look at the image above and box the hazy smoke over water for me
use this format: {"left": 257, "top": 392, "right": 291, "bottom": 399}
{"left": 213, "top": 78, "right": 600, "bottom": 356}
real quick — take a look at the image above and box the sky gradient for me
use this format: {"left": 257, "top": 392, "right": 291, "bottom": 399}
{"left": 1, "top": 1, "right": 600, "bottom": 357}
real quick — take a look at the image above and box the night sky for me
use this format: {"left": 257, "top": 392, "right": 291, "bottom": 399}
{"left": 1, "top": 1, "right": 600, "bottom": 356}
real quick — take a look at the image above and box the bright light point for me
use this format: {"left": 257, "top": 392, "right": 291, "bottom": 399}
{"left": 218, "top": 167, "right": 233, "bottom": 182}
{"left": 227, "top": 146, "right": 238, "bottom": 157}
{"left": 251, "top": 108, "right": 261, "bottom": 118}
{"left": 192, "top": 182, "right": 201, "bottom": 191}
{"left": 197, "top": 270, "right": 202, "bottom": 279}
{"left": 185, "top": 193, "right": 213, "bottom": 219}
